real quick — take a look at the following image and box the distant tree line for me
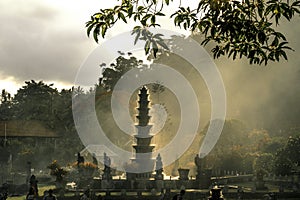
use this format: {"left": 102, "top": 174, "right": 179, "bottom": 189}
{"left": 0, "top": 80, "right": 86, "bottom": 171}
{"left": 0, "top": 52, "right": 300, "bottom": 178}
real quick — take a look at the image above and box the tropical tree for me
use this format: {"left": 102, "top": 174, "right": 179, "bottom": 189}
{"left": 52, "top": 88, "right": 75, "bottom": 135}
{"left": 283, "top": 135, "right": 300, "bottom": 165}
{"left": 273, "top": 148, "right": 294, "bottom": 175}
{"left": 100, "top": 54, "right": 143, "bottom": 91}
{"left": 218, "top": 151, "right": 244, "bottom": 173}
{"left": 246, "top": 129, "right": 271, "bottom": 152}
{"left": 13, "top": 80, "right": 58, "bottom": 127}
{"left": 207, "top": 119, "right": 249, "bottom": 154}
{"left": 0, "top": 81, "right": 85, "bottom": 167}
{"left": 0, "top": 89, "right": 12, "bottom": 121}
{"left": 262, "top": 136, "right": 285, "bottom": 154}
{"left": 1, "top": 89, "right": 11, "bottom": 103}
{"left": 151, "top": 81, "right": 165, "bottom": 102}
{"left": 253, "top": 153, "right": 274, "bottom": 179}
{"left": 12, "top": 81, "right": 77, "bottom": 136}
{"left": 273, "top": 135, "right": 300, "bottom": 175}
{"left": 86, "top": 0, "right": 300, "bottom": 65}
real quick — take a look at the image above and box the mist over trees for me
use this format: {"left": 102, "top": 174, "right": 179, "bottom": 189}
{"left": 0, "top": 81, "right": 84, "bottom": 172}
{"left": 1, "top": 29, "right": 300, "bottom": 176}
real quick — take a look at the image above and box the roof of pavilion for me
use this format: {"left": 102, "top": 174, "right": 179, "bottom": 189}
{"left": 0, "top": 120, "right": 59, "bottom": 138}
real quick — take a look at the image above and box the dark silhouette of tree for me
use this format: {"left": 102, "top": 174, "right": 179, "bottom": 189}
{"left": 13, "top": 80, "right": 58, "bottom": 127}
{"left": 273, "top": 135, "right": 300, "bottom": 175}
{"left": 86, "top": 0, "right": 300, "bottom": 65}
{"left": 151, "top": 81, "right": 165, "bottom": 102}
{"left": 100, "top": 55, "right": 142, "bottom": 91}
{"left": 1, "top": 89, "right": 11, "bottom": 103}
{"left": 0, "top": 89, "right": 12, "bottom": 121}
{"left": 253, "top": 153, "right": 273, "bottom": 177}
{"left": 0, "top": 81, "right": 85, "bottom": 167}
{"left": 11, "top": 81, "right": 77, "bottom": 135}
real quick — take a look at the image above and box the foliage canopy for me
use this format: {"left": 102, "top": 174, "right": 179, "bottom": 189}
{"left": 86, "top": 0, "right": 300, "bottom": 65}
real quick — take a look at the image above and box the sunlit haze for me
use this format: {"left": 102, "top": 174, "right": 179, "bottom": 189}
{"left": 0, "top": 0, "right": 196, "bottom": 96}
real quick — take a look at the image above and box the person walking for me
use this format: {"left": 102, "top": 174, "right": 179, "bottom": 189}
{"left": 26, "top": 187, "right": 36, "bottom": 200}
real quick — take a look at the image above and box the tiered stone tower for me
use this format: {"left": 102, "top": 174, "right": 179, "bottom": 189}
{"left": 127, "top": 86, "right": 155, "bottom": 179}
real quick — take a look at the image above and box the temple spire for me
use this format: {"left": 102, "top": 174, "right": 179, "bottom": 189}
{"left": 127, "top": 86, "right": 155, "bottom": 179}
{"left": 136, "top": 86, "right": 151, "bottom": 126}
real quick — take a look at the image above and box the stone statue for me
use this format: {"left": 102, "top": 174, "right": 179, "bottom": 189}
{"left": 195, "top": 154, "right": 201, "bottom": 169}
{"left": 155, "top": 154, "right": 164, "bottom": 180}
{"left": 195, "top": 154, "right": 202, "bottom": 180}
{"left": 102, "top": 152, "right": 112, "bottom": 181}
{"left": 155, "top": 153, "right": 163, "bottom": 170}
{"left": 92, "top": 153, "right": 98, "bottom": 166}
{"left": 77, "top": 152, "right": 84, "bottom": 166}
{"left": 104, "top": 152, "right": 111, "bottom": 167}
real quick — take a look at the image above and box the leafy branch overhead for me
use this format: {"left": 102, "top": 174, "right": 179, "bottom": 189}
{"left": 86, "top": 0, "right": 300, "bottom": 65}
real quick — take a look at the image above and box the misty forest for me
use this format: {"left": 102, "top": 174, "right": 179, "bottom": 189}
{"left": 1, "top": 0, "right": 300, "bottom": 199}
{"left": 1, "top": 32, "right": 300, "bottom": 199}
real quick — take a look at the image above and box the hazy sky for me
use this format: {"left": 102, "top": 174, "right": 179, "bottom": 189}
{"left": 0, "top": 0, "right": 137, "bottom": 94}
{"left": 0, "top": 0, "right": 99, "bottom": 94}
{"left": 0, "top": 0, "right": 199, "bottom": 95}
{"left": 1, "top": 0, "right": 298, "bottom": 96}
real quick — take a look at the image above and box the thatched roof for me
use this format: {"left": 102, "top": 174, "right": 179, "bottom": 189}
{"left": 0, "top": 120, "right": 60, "bottom": 138}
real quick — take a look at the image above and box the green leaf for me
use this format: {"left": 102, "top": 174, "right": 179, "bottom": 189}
{"left": 233, "top": 51, "right": 237, "bottom": 60}
{"left": 278, "top": 41, "right": 288, "bottom": 48}
{"left": 154, "top": 33, "right": 164, "bottom": 38}
{"left": 273, "top": 32, "right": 286, "bottom": 40}
{"left": 128, "top": 5, "right": 133, "bottom": 17}
{"left": 93, "top": 28, "right": 99, "bottom": 43}
{"left": 152, "top": 41, "right": 158, "bottom": 58}
{"left": 257, "top": 32, "right": 266, "bottom": 44}
{"left": 118, "top": 12, "right": 127, "bottom": 23}
{"left": 281, "top": 50, "right": 288, "bottom": 60}
{"left": 156, "top": 12, "right": 165, "bottom": 16}
{"left": 87, "top": 24, "right": 94, "bottom": 37}
{"left": 145, "top": 40, "right": 151, "bottom": 55}
{"left": 271, "top": 37, "right": 279, "bottom": 46}
{"left": 101, "top": 25, "right": 107, "bottom": 38}
{"left": 134, "top": 31, "right": 141, "bottom": 45}
{"left": 275, "top": 51, "right": 280, "bottom": 61}
{"left": 141, "top": 14, "right": 152, "bottom": 26}
{"left": 201, "top": 37, "right": 211, "bottom": 46}
{"left": 138, "top": 6, "right": 145, "bottom": 12}
{"left": 151, "top": 15, "right": 156, "bottom": 24}
{"left": 157, "top": 40, "right": 169, "bottom": 50}
{"left": 211, "top": 26, "right": 216, "bottom": 38}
